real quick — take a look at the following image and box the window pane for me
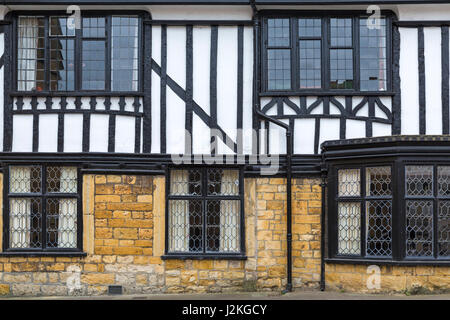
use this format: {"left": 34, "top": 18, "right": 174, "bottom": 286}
{"left": 46, "top": 198, "right": 78, "bottom": 248}
{"left": 50, "top": 17, "right": 75, "bottom": 37}
{"left": 267, "top": 18, "right": 290, "bottom": 47}
{"left": 206, "top": 200, "right": 240, "bottom": 253}
{"left": 360, "top": 18, "right": 387, "bottom": 91}
{"left": 438, "top": 201, "right": 450, "bottom": 257}
{"left": 168, "top": 199, "right": 202, "bottom": 253}
{"left": 207, "top": 169, "right": 239, "bottom": 196}
{"left": 406, "top": 200, "right": 433, "bottom": 257}
{"left": 267, "top": 49, "right": 291, "bottom": 90}
{"left": 170, "top": 169, "right": 202, "bottom": 196}
{"left": 17, "top": 17, "right": 46, "bottom": 91}
{"left": 338, "top": 169, "right": 360, "bottom": 197}
{"left": 47, "top": 167, "right": 78, "bottom": 193}
{"left": 10, "top": 166, "right": 41, "bottom": 193}
{"left": 406, "top": 165, "right": 433, "bottom": 196}
{"left": 438, "top": 166, "right": 450, "bottom": 196}
{"left": 9, "top": 198, "right": 42, "bottom": 249}
{"left": 50, "top": 38, "right": 75, "bottom": 91}
{"left": 299, "top": 40, "right": 321, "bottom": 89}
{"left": 82, "top": 40, "right": 106, "bottom": 90}
{"left": 366, "top": 166, "right": 391, "bottom": 196}
{"left": 330, "top": 18, "right": 353, "bottom": 47}
{"left": 298, "top": 18, "right": 321, "bottom": 37}
{"left": 330, "top": 49, "right": 353, "bottom": 89}
{"left": 338, "top": 202, "right": 361, "bottom": 255}
{"left": 112, "top": 16, "right": 139, "bottom": 91}
{"left": 82, "top": 17, "right": 106, "bottom": 38}
{"left": 366, "top": 200, "right": 392, "bottom": 256}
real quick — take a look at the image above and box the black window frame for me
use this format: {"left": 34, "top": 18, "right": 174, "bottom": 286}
{"left": 163, "top": 166, "right": 246, "bottom": 260}
{"left": 2, "top": 163, "right": 84, "bottom": 256}
{"left": 327, "top": 159, "right": 450, "bottom": 265}
{"left": 12, "top": 10, "right": 145, "bottom": 94}
{"left": 261, "top": 10, "right": 394, "bottom": 94}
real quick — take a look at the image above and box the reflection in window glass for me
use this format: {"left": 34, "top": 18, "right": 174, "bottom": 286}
{"left": 112, "top": 17, "right": 139, "bottom": 91}
{"left": 298, "top": 18, "right": 321, "bottom": 37}
{"left": 360, "top": 18, "right": 387, "bottom": 91}
{"left": 50, "top": 17, "right": 75, "bottom": 37}
{"left": 299, "top": 40, "right": 321, "bottom": 89}
{"left": 330, "top": 18, "right": 353, "bottom": 89}
{"left": 267, "top": 49, "right": 291, "bottom": 90}
{"left": 50, "top": 39, "right": 75, "bottom": 91}
{"left": 17, "top": 17, "right": 46, "bottom": 91}
{"left": 82, "top": 41, "right": 105, "bottom": 90}
{"left": 338, "top": 202, "right": 361, "bottom": 255}
{"left": 82, "top": 17, "right": 106, "bottom": 38}
{"left": 267, "top": 18, "right": 290, "bottom": 47}
{"left": 406, "top": 166, "right": 433, "bottom": 196}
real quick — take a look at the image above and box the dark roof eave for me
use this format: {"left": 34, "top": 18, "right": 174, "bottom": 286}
{"left": 4, "top": 0, "right": 450, "bottom": 5}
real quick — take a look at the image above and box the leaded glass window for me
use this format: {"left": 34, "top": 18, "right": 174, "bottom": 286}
{"left": 16, "top": 14, "right": 142, "bottom": 92}
{"left": 167, "top": 168, "right": 243, "bottom": 255}
{"left": 7, "top": 165, "right": 80, "bottom": 251}
{"left": 263, "top": 14, "right": 391, "bottom": 92}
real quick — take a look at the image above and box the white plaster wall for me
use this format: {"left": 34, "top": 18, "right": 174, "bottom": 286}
{"left": 115, "top": 115, "right": 135, "bottom": 153}
{"left": 64, "top": 114, "right": 83, "bottom": 153}
{"left": 217, "top": 26, "right": 238, "bottom": 155}
{"left": 400, "top": 27, "right": 420, "bottom": 135}
{"left": 12, "top": 115, "right": 33, "bottom": 152}
{"left": 242, "top": 26, "right": 254, "bottom": 155}
{"left": 89, "top": 114, "right": 109, "bottom": 153}
{"left": 424, "top": 27, "right": 442, "bottom": 135}
{"left": 38, "top": 114, "right": 58, "bottom": 152}
{"left": 293, "top": 118, "right": 315, "bottom": 155}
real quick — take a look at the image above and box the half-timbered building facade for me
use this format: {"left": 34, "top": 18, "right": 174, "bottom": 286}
{"left": 0, "top": 0, "right": 449, "bottom": 296}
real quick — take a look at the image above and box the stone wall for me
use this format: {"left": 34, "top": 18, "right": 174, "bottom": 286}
{"left": 0, "top": 175, "right": 322, "bottom": 296}
{"left": 325, "top": 264, "right": 450, "bottom": 293}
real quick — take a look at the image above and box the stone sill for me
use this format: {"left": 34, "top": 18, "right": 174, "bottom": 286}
{"left": 0, "top": 251, "right": 87, "bottom": 257}
{"left": 161, "top": 254, "right": 247, "bottom": 260}
{"left": 325, "top": 258, "right": 450, "bottom": 266}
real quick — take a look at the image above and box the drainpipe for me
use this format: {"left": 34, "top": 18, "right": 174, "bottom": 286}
{"left": 255, "top": 110, "right": 293, "bottom": 293}
{"left": 251, "top": 0, "right": 293, "bottom": 293}
{"left": 320, "top": 159, "right": 327, "bottom": 291}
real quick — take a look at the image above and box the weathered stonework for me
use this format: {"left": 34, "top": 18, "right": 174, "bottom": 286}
{"left": 3, "top": 173, "right": 444, "bottom": 296}
{"left": 325, "top": 264, "right": 450, "bottom": 294}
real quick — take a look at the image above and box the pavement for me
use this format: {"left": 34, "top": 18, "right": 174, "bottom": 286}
{"left": 2, "top": 289, "right": 450, "bottom": 300}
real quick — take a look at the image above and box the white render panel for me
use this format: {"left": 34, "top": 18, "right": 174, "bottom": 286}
{"left": 269, "top": 120, "right": 288, "bottom": 154}
{"left": 424, "top": 27, "right": 443, "bottom": 135}
{"left": 151, "top": 70, "right": 161, "bottom": 154}
{"left": 193, "top": 26, "right": 211, "bottom": 116}
{"left": 64, "top": 114, "right": 83, "bottom": 152}
{"left": 217, "top": 26, "right": 238, "bottom": 155}
{"left": 293, "top": 119, "right": 315, "bottom": 155}
{"left": 400, "top": 27, "right": 420, "bottom": 135}
{"left": 346, "top": 120, "right": 366, "bottom": 139}
{"left": 319, "top": 119, "right": 340, "bottom": 151}
{"left": 152, "top": 25, "right": 162, "bottom": 66}
{"left": 12, "top": 115, "right": 33, "bottom": 152}
{"left": 147, "top": 5, "right": 252, "bottom": 20}
{"left": 242, "top": 26, "right": 254, "bottom": 155}
{"left": 89, "top": 114, "right": 109, "bottom": 152}
{"left": 167, "top": 26, "right": 186, "bottom": 90}
{"left": 373, "top": 122, "right": 392, "bottom": 137}
{"left": 166, "top": 87, "right": 186, "bottom": 154}
{"left": 38, "top": 114, "right": 58, "bottom": 152}
{"left": 192, "top": 114, "right": 211, "bottom": 154}
{"left": 115, "top": 116, "right": 135, "bottom": 153}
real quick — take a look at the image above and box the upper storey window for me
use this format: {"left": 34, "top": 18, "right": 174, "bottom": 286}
{"left": 262, "top": 13, "right": 391, "bottom": 92}
{"left": 16, "top": 15, "right": 141, "bottom": 92}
